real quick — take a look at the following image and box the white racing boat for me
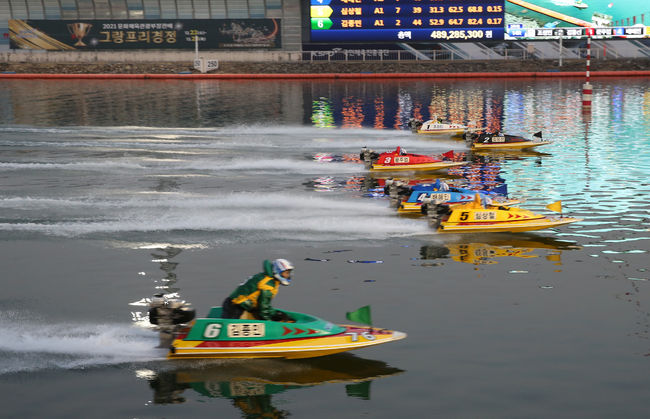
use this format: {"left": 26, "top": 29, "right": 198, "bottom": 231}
{"left": 408, "top": 116, "right": 482, "bottom": 137}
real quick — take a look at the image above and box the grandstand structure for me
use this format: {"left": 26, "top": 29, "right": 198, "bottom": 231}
{"left": 1, "top": 0, "right": 649, "bottom": 61}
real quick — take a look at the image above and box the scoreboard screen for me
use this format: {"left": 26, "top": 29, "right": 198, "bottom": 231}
{"left": 507, "top": 24, "right": 649, "bottom": 40}
{"left": 309, "top": 0, "right": 505, "bottom": 43}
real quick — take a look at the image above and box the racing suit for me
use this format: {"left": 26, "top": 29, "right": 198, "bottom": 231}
{"left": 222, "top": 260, "right": 286, "bottom": 320}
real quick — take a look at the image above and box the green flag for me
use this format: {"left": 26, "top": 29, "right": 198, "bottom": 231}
{"left": 346, "top": 305, "right": 372, "bottom": 326}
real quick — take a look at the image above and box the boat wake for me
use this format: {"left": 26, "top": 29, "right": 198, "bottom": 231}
{"left": 0, "top": 314, "right": 164, "bottom": 374}
{"left": 0, "top": 192, "right": 426, "bottom": 243}
{"left": 0, "top": 124, "right": 457, "bottom": 153}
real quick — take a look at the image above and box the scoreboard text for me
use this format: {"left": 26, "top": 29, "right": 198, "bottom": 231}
{"left": 310, "top": 0, "right": 506, "bottom": 42}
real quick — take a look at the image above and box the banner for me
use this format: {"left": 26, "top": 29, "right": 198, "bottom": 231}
{"left": 9, "top": 19, "right": 281, "bottom": 50}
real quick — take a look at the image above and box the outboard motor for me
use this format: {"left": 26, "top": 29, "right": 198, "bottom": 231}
{"left": 383, "top": 178, "right": 409, "bottom": 208}
{"left": 420, "top": 199, "right": 451, "bottom": 229}
{"left": 407, "top": 118, "right": 423, "bottom": 133}
{"left": 360, "top": 147, "right": 379, "bottom": 169}
{"left": 463, "top": 130, "right": 479, "bottom": 143}
{"left": 149, "top": 294, "right": 196, "bottom": 347}
{"left": 383, "top": 178, "right": 410, "bottom": 200}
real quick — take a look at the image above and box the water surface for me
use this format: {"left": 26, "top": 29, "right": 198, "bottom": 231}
{"left": 0, "top": 77, "right": 648, "bottom": 418}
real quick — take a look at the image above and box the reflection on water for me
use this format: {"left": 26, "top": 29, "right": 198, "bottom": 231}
{"left": 151, "top": 247, "right": 183, "bottom": 294}
{"left": 308, "top": 82, "right": 504, "bottom": 130}
{"left": 420, "top": 233, "right": 582, "bottom": 266}
{"left": 312, "top": 97, "right": 335, "bottom": 128}
{"left": 305, "top": 153, "right": 510, "bottom": 199}
{"left": 140, "top": 354, "right": 403, "bottom": 415}
{"left": 447, "top": 155, "right": 507, "bottom": 192}
{"left": 129, "top": 246, "right": 186, "bottom": 326}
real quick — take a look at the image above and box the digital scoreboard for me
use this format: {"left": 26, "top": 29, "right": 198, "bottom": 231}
{"left": 309, "top": 0, "right": 506, "bottom": 43}
{"left": 507, "top": 24, "right": 649, "bottom": 40}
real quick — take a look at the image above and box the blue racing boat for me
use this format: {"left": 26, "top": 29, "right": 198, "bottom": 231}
{"left": 394, "top": 180, "right": 518, "bottom": 214}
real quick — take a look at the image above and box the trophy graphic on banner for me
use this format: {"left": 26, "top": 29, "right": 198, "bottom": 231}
{"left": 67, "top": 22, "right": 92, "bottom": 47}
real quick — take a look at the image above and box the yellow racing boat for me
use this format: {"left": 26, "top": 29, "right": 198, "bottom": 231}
{"left": 149, "top": 297, "right": 406, "bottom": 359}
{"left": 423, "top": 194, "right": 582, "bottom": 233}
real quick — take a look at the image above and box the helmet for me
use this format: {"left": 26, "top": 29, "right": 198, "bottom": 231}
{"left": 272, "top": 258, "right": 294, "bottom": 286}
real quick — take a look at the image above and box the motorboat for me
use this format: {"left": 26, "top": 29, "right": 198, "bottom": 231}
{"left": 573, "top": 0, "right": 588, "bottom": 9}
{"left": 422, "top": 194, "right": 582, "bottom": 233}
{"left": 148, "top": 297, "right": 406, "bottom": 359}
{"left": 408, "top": 117, "right": 482, "bottom": 137}
{"left": 398, "top": 186, "right": 519, "bottom": 214}
{"left": 466, "top": 131, "right": 552, "bottom": 150}
{"left": 397, "top": 190, "right": 520, "bottom": 215}
{"left": 361, "top": 146, "right": 466, "bottom": 172}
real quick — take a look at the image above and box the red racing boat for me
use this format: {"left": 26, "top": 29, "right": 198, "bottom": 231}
{"left": 361, "top": 147, "right": 466, "bottom": 172}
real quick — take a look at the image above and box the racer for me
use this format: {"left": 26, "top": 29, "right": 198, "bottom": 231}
{"left": 221, "top": 259, "right": 295, "bottom": 322}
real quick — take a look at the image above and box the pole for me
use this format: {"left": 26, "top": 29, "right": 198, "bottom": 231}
{"left": 586, "top": 35, "right": 590, "bottom": 84}
{"left": 558, "top": 33, "right": 563, "bottom": 67}
{"left": 582, "top": 34, "right": 592, "bottom": 109}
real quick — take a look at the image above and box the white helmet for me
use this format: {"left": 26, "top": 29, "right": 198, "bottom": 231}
{"left": 272, "top": 259, "right": 294, "bottom": 285}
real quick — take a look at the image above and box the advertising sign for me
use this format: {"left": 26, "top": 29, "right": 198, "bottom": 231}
{"left": 9, "top": 19, "right": 281, "bottom": 50}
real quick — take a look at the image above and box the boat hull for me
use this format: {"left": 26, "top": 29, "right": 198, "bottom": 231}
{"left": 415, "top": 121, "right": 481, "bottom": 137}
{"left": 169, "top": 325, "right": 407, "bottom": 359}
{"left": 472, "top": 141, "right": 551, "bottom": 150}
{"left": 438, "top": 216, "right": 582, "bottom": 233}
{"left": 417, "top": 128, "right": 467, "bottom": 136}
{"left": 371, "top": 161, "right": 465, "bottom": 172}
{"left": 399, "top": 199, "right": 520, "bottom": 214}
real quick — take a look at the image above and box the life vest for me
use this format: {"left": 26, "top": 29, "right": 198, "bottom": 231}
{"left": 231, "top": 275, "right": 279, "bottom": 308}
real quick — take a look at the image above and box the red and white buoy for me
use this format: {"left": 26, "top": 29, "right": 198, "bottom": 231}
{"left": 582, "top": 34, "right": 592, "bottom": 108}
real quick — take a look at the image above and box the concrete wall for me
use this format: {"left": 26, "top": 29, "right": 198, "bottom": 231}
{"left": 279, "top": 0, "right": 303, "bottom": 51}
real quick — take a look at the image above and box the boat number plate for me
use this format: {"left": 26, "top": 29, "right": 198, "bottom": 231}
{"left": 491, "top": 136, "right": 506, "bottom": 143}
{"left": 227, "top": 323, "right": 265, "bottom": 338}
{"left": 474, "top": 211, "right": 497, "bottom": 220}
{"left": 418, "top": 193, "right": 451, "bottom": 202}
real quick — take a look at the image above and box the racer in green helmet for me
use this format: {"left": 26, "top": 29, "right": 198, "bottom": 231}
{"left": 221, "top": 259, "right": 294, "bottom": 321}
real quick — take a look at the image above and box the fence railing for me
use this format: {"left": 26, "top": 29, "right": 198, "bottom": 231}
{"left": 302, "top": 49, "right": 463, "bottom": 62}
{"left": 301, "top": 47, "right": 626, "bottom": 62}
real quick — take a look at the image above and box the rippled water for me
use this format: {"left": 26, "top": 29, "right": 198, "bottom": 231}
{"left": 0, "top": 78, "right": 648, "bottom": 418}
